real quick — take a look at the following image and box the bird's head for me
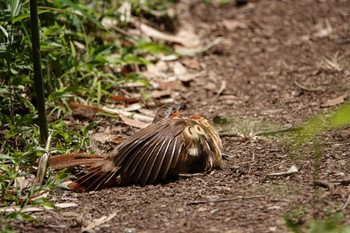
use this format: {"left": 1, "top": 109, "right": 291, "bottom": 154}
{"left": 152, "top": 104, "right": 182, "bottom": 123}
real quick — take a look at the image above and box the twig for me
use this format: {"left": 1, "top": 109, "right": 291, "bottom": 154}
{"left": 342, "top": 194, "right": 350, "bottom": 210}
{"left": 313, "top": 180, "right": 335, "bottom": 191}
{"left": 294, "top": 80, "right": 324, "bottom": 92}
{"left": 187, "top": 195, "right": 265, "bottom": 205}
{"left": 266, "top": 165, "right": 298, "bottom": 177}
{"left": 330, "top": 178, "right": 350, "bottom": 186}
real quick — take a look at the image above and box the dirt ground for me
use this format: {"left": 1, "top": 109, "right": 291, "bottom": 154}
{"left": 12, "top": 0, "right": 350, "bottom": 232}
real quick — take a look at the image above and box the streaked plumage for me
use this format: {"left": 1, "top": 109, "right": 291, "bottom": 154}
{"left": 49, "top": 104, "right": 222, "bottom": 192}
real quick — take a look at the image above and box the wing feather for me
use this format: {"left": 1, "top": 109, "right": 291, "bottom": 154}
{"left": 148, "top": 137, "right": 172, "bottom": 183}
{"left": 159, "top": 137, "right": 177, "bottom": 179}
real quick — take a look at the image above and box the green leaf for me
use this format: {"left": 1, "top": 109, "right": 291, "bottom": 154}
{"left": 136, "top": 40, "right": 173, "bottom": 54}
{"left": 0, "top": 24, "right": 9, "bottom": 38}
{"left": 56, "top": 0, "right": 107, "bottom": 31}
{"left": 48, "top": 85, "right": 80, "bottom": 100}
{"left": 12, "top": 9, "right": 51, "bottom": 23}
{"left": 17, "top": 94, "right": 36, "bottom": 114}
{"left": 125, "top": 73, "right": 151, "bottom": 87}
{"left": 9, "top": 0, "right": 21, "bottom": 18}
{"left": 6, "top": 212, "right": 35, "bottom": 222}
{"left": 69, "top": 41, "right": 76, "bottom": 58}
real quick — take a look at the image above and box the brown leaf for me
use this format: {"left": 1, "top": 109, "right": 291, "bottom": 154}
{"left": 181, "top": 57, "right": 201, "bottom": 70}
{"left": 150, "top": 89, "right": 172, "bottom": 98}
{"left": 119, "top": 114, "right": 150, "bottom": 129}
{"left": 109, "top": 95, "right": 139, "bottom": 103}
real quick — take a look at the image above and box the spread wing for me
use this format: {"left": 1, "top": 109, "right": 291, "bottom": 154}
{"left": 112, "top": 119, "right": 187, "bottom": 186}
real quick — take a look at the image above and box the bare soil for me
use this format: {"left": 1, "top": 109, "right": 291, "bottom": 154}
{"left": 11, "top": 0, "right": 350, "bottom": 232}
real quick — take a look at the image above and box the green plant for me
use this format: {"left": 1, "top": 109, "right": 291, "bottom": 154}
{"left": 285, "top": 210, "right": 350, "bottom": 233}
{"left": 1, "top": 0, "right": 176, "bottom": 229}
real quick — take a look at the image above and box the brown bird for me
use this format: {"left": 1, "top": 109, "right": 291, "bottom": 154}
{"left": 49, "top": 104, "right": 222, "bottom": 191}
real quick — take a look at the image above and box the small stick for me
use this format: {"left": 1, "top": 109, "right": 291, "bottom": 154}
{"left": 313, "top": 180, "right": 335, "bottom": 191}
{"left": 187, "top": 195, "right": 265, "bottom": 205}
{"left": 294, "top": 80, "right": 324, "bottom": 92}
{"left": 342, "top": 194, "right": 350, "bottom": 210}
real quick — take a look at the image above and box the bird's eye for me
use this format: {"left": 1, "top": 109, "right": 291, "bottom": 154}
{"left": 195, "top": 125, "right": 202, "bottom": 131}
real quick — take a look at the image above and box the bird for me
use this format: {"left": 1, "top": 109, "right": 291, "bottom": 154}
{"left": 49, "top": 104, "right": 223, "bottom": 192}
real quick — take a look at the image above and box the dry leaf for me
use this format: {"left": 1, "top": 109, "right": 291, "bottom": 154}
{"left": 119, "top": 114, "right": 150, "bottom": 129}
{"left": 0, "top": 203, "right": 78, "bottom": 213}
{"left": 173, "top": 61, "right": 188, "bottom": 75}
{"left": 133, "top": 18, "right": 200, "bottom": 47}
{"left": 100, "top": 106, "right": 153, "bottom": 122}
{"left": 150, "top": 89, "right": 172, "bottom": 98}
{"left": 313, "top": 19, "right": 332, "bottom": 38}
{"left": 177, "top": 71, "right": 206, "bottom": 82}
{"left": 138, "top": 108, "right": 156, "bottom": 117}
{"left": 123, "top": 103, "right": 143, "bottom": 112}
{"left": 90, "top": 133, "right": 118, "bottom": 143}
{"left": 180, "top": 57, "right": 201, "bottom": 70}
{"left": 322, "top": 94, "right": 347, "bottom": 107}
{"left": 82, "top": 212, "right": 118, "bottom": 233}
{"left": 109, "top": 95, "right": 139, "bottom": 103}
{"left": 14, "top": 174, "right": 35, "bottom": 192}
{"left": 174, "top": 37, "right": 225, "bottom": 56}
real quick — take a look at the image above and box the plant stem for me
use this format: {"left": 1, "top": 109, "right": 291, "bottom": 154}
{"left": 30, "top": 0, "right": 48, "bottom": 143}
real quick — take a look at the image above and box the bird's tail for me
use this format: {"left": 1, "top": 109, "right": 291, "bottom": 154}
{"left": 48, "top": 153, "right": 120, "bottom": 192}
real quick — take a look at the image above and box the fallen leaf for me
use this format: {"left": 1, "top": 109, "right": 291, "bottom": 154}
{"left": 119, "top": 114, "right": 150, "bottom": 128}
{"left": 151, "top": 81, "right": 179, "bottom": 90}
{"left": 109, "top": 95, "right": 139, "bottom": 103}
{"left": 111, "top": 137, "right": 127, "bottom": 143}
{"left": 313, "top": 19, "right": 332, "bottom": 38}
{"left": 0, "top": 203, "right": 78, "bottom": 213}
{"left": 133, "top": 19, "right": 200, "bottom": 47}
{"left": 137, "top": 108, "right": 156, "bottom": 117}
{"left": 150, "top": 89, "right": 172, "bottom": 98}
{"left": 322, "top": 94, "right": 347, "bottom": 107}
{"left": 15, "top": 174, "right": 35, "bottom": 192}
{"left": 99, "top": 106, "right": 154, "bottom": 122}
{"left": 123, "top": 103, "right": 143, "bottom": 112}
{"left": 90, "top": 133, "right": 119, "bottom": 143}
{"left": 174, "top": 37, "right": 225, "bottom": 56}
{"left": 173, "top": 61, "right": 188, "bottom": 75}
{"left": 178, "top": 71, "right": 206, "bottom": 82}
{"left": 82, "top": 212, "right": 118, "bottom": 232}
{"left": 180, "top": 57, "right": 201, "bottom": 70}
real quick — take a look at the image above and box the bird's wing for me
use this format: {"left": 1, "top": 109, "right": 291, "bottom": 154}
{"left": 113, "top": 119, "right": 187, "bottom": 185}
